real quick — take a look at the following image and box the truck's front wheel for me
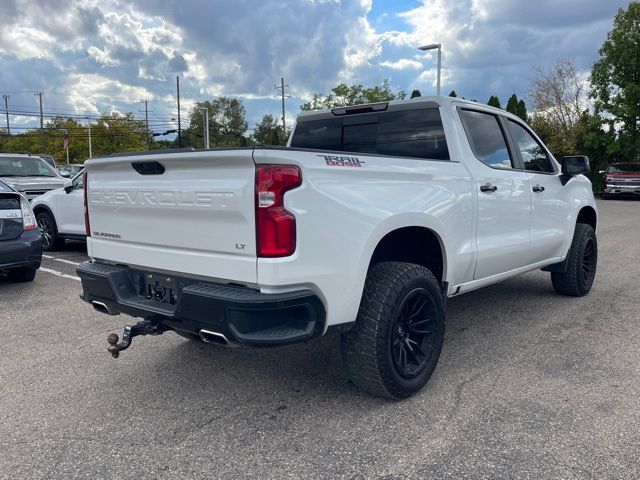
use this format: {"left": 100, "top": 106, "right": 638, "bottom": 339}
{"left": 551, "top": 223, "right": 597, "bottom": 296}
{"left": 341, "top": 262, "right": 445, "bottom": 399}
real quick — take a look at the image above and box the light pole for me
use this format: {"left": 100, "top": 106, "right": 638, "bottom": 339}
{"left": 199, "top": 108, "right": 209, "bottom": 149}
{"left": 59, "top": 128, "right": 69, "bottom": 164}
{"left": 418, "top": 43, "right": 442, "bottom": 96}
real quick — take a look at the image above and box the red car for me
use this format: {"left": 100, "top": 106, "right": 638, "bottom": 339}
{"left": 601, "top": 163, "right": 640, "bottom": 199}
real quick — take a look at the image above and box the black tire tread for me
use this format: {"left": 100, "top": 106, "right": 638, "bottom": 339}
{"left": 551, "top": 223, "right": 596, "bottom": 297}
{"left": 7, "top": 267, "right": 37, "bottom": 283}
{"left": 341, "top": 262, "right": 444, "bottom": 399}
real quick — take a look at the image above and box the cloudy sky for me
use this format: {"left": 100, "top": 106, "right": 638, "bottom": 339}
{"left": 0, "top": 0, "right": 630, "bottom": 136}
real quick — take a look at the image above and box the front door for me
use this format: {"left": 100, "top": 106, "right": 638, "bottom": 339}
{"left": 506, "top": 120, "right": 572, "bottom": 262}
{"left": 57, "top": 173, "right": 85, "bottom": 235}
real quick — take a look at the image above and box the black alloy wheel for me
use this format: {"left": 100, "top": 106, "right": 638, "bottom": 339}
{"left": 391, "top": 288, "right": 437, "bottom": 379}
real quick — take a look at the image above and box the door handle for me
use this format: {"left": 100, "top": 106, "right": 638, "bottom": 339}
{"left": 480, "top": 183, "right": 498, "bottom": 192}
{"left": 532, "top": 185, "right": 545, "bottom": 193}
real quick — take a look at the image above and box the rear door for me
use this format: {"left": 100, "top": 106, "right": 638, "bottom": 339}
{"left": 86, "top": 150, "right": 258, "bottom": 284}
{"left": 458, "top": 108, "right": 533, "bottom": 280}
{"left": 506, "top": 119, "right": 572, "bottom": 261}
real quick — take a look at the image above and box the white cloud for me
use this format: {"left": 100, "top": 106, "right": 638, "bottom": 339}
{"left": 380, "top": 58, "right": 423, "bottom": 70}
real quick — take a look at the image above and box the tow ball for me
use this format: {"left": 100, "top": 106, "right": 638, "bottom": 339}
{"left": 106, "top": 318, "right": 168, "bottom": 358}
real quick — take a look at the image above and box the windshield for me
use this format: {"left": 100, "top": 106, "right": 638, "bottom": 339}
{"left": 607, "top": 164, "right": 640, "bottom": 173}
{"left": 0, "top": 157, "right": 58, "bottom": 177}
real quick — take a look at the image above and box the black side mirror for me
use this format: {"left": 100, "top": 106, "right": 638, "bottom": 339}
{"left": 561, "top": 155, "right": 590, "bottom": 185}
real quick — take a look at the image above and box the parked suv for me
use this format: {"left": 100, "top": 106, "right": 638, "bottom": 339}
{"left": 31, "top": 171, "right": 86, "bottom": 251}
{"left": 0, "top": 154, "right": 67, "bottom": 201}
{"left": 77, "top": 96, "right": 597, "bottom": 398}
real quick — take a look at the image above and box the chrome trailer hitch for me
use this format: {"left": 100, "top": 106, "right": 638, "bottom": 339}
{"left": 106, "top": 318, "right": 168, "bottom": 358}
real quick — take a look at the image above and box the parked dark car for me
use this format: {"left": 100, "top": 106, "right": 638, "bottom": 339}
{"left": 601, "top": 163, "right": 640, "bottom": 199}
{"left": 0, "top": 180, "right": 42, "bottom": 282}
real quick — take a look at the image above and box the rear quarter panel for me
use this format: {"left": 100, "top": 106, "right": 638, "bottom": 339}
{"left": 254, "top": 145, "right": 475, "bottom": 328}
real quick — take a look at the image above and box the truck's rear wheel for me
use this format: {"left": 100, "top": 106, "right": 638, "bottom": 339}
{"left": 551, "top": 223, "right": 597, "bottom": 296}
{"left": 341, "top": 262, "right": 445, "bottom": 399}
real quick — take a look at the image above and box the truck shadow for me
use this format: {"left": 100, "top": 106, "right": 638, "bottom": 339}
{"left": 115, "top": 271, "right": 559, "bottom": 407}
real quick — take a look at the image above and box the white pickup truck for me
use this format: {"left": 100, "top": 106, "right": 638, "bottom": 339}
{"left": 77, "top": 96, "right": 597, "bottom": 399}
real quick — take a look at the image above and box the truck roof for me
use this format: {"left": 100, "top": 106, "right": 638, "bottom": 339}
{"left": 296, "top": 95, "right": 522, "bottom": 123}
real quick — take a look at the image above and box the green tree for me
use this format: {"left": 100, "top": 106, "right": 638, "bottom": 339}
{"left": 251, "top": 114, "right": 288, "bottom": 146}
{"left": 591, "top": 1, "right": 640, "bottom": 161}
{"left": 448, "top": 90, "right": 457, "bottom": 97}
{"left": 300, "top": 80, "right": 405, "bottom": 111}
{"left": 516, "top": 100, "right": 528, "bottom": 122}
{"left": 90, "top": 113, "right": 147, "bottom": 157}
{"left": 410, "top": 89, "right": 422, "bottom": 99}
{"left": 487, "top": 95, "right": 501, "bottom": 108}
{"left": 185, "top": 98, "right": 248, "bottom": 148}
{"left": 505, "top": 94, "right": 519, "bottom": 115}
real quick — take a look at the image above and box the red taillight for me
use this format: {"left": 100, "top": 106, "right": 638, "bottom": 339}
{"left": 255, "top": 165, "right": 301, "bottom": 257}
{"left": 20, "top": 197, "right": 37, "bottom": 231}
{"left": 83, "top": 170, "right": 90, "bottom": 237}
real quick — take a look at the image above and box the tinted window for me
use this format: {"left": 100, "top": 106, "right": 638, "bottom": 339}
{"left": 508, "top": 121, "right": 554, "bottom": 173}
{"left": 291, "top": 109, "right": 449, "bottom": 160}
{"left": 460, "top": 110, "right": 513, "bottom": 169}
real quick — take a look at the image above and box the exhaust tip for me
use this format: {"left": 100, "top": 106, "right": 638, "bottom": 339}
{"left": 92, "top": 301, "right": 116, "bottom": 316}
{"left": 199, "top": 329, "right": 232, "bottom": 347}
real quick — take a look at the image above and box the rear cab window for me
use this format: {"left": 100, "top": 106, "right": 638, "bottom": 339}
{"left": 291, "top": 108, "right": 450, "bottom": 161}
{"left": 459, "top": 109, "right": 514, "bottom": 169}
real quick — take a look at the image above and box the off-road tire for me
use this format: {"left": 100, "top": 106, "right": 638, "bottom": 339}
{"left": 341, "top": 262, "right": 445, "bottom": 399}
{"left": 7, "top": 267, "right": 37, "bottom": 283}
{"left": 551, "top": 223, "right": 597, "bottom": 297}
{"left": 36, "top": 211, "right": 65, "bottom": 251}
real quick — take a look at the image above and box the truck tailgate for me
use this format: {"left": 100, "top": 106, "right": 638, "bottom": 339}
{"left": 86, "top": 150, "right": 257, "bottom": 284}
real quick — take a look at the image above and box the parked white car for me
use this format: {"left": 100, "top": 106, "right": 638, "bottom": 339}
{"left": 31, "top": 171, "right": 86, "bottom": 251}
{"left": 76, "top": 96, "right": 598, "bottom": 398}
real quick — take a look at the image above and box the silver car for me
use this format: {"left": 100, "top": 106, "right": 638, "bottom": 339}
{"left": 0, "top": 153, "right": 67, "bottom": 201}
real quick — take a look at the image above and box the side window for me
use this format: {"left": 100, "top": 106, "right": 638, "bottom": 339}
{"left": 72, "top": 174, "right": 84, "bottom": 190}
{"left": 460, "top": 110, "right": 513, "bottom": 169}
{"left": 508, "top": 121, "right": 554, "bottom": 173}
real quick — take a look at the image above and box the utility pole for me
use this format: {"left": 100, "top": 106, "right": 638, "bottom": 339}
{"left": 35, "top": 91, "right": 45, "bottom": 153}
{"left": 176, "top": 76, "right": 182, "bottom": 148}
{"left": 2, "top": 95, "right": 9, "bottom": 134}
{"left": 275, "top": 77, "right": 290, "bottom": 131}
{"left": 140, "top": 99, "right": 150, "bottom": 148}
{"left": 86, "top": 117, "right": 92, "bottom": 158}
{"left": 199, "top": 108, "right": 210, "bottom": 149}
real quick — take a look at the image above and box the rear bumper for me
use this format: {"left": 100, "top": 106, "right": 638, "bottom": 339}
{"left": 76, "top": 261, "right": 326, "bottom": 347}
{"left": 0, "top": 229, "right": 42, "bottom": 271}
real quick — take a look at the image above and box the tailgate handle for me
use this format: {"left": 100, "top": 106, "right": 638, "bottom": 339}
{"left": 132, "top": 161, "right": 165, "bottom": 175}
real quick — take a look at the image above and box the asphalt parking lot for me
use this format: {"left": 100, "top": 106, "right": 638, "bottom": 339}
{"left": 1, "top": 199, "right": 639, "bottom": 480}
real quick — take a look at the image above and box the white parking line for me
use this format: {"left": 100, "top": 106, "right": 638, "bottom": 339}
{"left": 41, "top": 254, "right": 82, "bottom": 266}
{"left": 53, "top": 258, "right": 81, "bottom": 266}
{"left": 39, "top": 267, "right": 81, "bottom": 282}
